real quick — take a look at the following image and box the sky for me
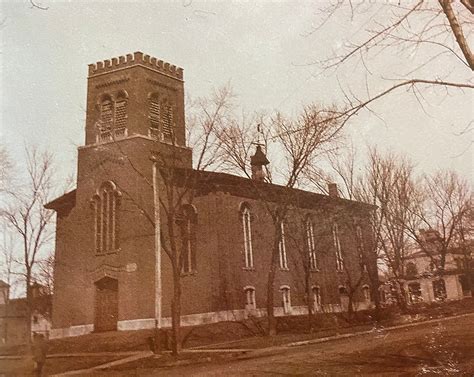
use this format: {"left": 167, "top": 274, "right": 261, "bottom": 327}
{"left": 0, "top": 0, "right": 472, "bottom": 186}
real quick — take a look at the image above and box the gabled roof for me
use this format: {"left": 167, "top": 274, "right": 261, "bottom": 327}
{"left": 45, "top": 167, "right": 375, "bottom": 213}
{"left": 171, "top": 168, "right": 375, "bottom": 212}
{"left": 0, "top": 280, "right": 10, "bottom": 288}
{"left": 45, "top": 189, "right": 76, "bottom": 211}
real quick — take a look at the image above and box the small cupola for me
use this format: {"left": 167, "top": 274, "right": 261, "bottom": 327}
{"left": 250, "top": 145, "right": 270, "bottom": 181}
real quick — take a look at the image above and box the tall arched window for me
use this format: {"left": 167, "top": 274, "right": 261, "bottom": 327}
{"left": 356, "top": 224, "right": 366, "bottom": 271}
{"left": 333, "top": 223, "right": 344, "bottom": 271}
{"left": 240, "top": 203, "right": 253, "bottom": 269}
{"left": 306, "top": 218, "right": 318, "bottom": 270}
{"left": 179, "top": 205, "right": 197, "bottom": 274}
{"left": 279, "top": 222, "right": 288, "bottom": 270}
{"left": 92, "top": 181, "right": 121, "bottom": 254}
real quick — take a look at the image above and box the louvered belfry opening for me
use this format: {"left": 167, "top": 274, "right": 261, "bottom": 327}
{"left": 148, "top": 94, "right": 174, "bottom": 142}
{"left": 97, "top": 93, "right": 128, "bottom": 143}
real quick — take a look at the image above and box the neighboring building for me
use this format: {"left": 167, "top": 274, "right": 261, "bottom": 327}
{"left": 402, "top": 229, "right": 473, "bottom": 304}
{"left": 45, "top": 52, "right": 378, "bottom": 339}
{"left": 0, "top": 281, "right": 52, "bottom": 345}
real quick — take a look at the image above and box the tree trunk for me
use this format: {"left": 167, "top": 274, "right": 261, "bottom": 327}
{"left": 439, "top": 0, "right": 474, "bottom": 70}
{"left": 347, "top": 292, "right": 354, "bottom": 319}
{"left": 25, "top": 274, "right": 32, "bottom": 351}
{"left": 171, "top": 266, "right": 182, "bottom": 356}
{"left": 266, "top": 266, "right": 276, "bottom": 336}
{"left": 369, "top": 271, "right": 381, "bottom": 322}
{"left": 266, "top": 230, "right": 281, "bottom": 336}
{"left": 396, "top": 280, "right": 408, "bottom": 312}
{"left": 305, "top": 270, "right": 314, "bottom": 332}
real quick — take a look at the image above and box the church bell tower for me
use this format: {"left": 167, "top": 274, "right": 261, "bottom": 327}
{"left": 85, "top": 51, "right": 186, "bottom": 148}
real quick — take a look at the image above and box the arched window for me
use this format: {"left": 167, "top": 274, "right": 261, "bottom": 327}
{"left": 99, "top": 96, "right": 113, "bottom": 133}
{"left": 179, "top": 205, "right": 197, "bottom": 274}
{"left": 148, "top": 94, "right": 174, "bottom": 142}
{"left": 114, "top": 92, "right": 128, "bottom": 137}
{"left": 280, "top": 286, "right": 291, "bottom": 314}
{"left": 312, "top": 285, "right": 322, "bottom": 312}
{"left": 305, "top": 218, "right": 318, "bottom": 270}
{"left": 240, "top": 203, "right": 253, "bottom": 269}
{"left": 333, "top": 223, "right": 344, "bottom": 271}
{"left": 279, "top": 222, "right": 288, "bottom": 270}
{"left": 92, "top": 181, "right": 121, "bottom": 254}
{"left": 148, "top": 93, "right": 161, "bottom": 139}
{"left": 362, "top": 285, "right": 371, "bottom": 302}
{"left": 97, "top": 92, "right": 128, "bottom": 142}
{"left": 244, "top": 286, "right": 256, "bottom": 310}
{"left": 161, "top": 99, "right": 174, "bottom": 141}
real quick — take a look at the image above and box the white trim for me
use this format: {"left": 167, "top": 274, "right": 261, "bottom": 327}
{"left": 49, "top": 324, "right": 94, "bottom": 339}
{"left": 118, "top": 318, "right": 157, "bottom": 331}
{"left": 50, "top": 301, "right": 378, "bottom": 339}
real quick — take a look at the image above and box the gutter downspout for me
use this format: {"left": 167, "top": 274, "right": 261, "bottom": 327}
{"left": 152, "top": 159, "right": 162, "bottom": 331}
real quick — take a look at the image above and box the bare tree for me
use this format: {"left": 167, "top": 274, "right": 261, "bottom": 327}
{"left": 405, "top": 170, "right": 472, "bottom": 273}
{"left": 338, "top": 147, "right": 419, "bottom": 311}
{"left": 0, "top": 145, "right": 13, "bottom": 195}
{"left": 0, "top": 146, "right": 55, "bottom": 347}
{"left": 305, "top": 1, "right": 473, "bottom": 135}
{"left": 455, "top": 196, "right": 474, "bottom": 295}
{"left": 218, "top": 104, "right": 343, "bottom": 335}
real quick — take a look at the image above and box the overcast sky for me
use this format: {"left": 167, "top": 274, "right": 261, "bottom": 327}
{"left": 1, "top": 1, "right": 472, "bottom": 186}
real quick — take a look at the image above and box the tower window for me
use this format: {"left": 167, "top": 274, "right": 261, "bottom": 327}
{"left": 114, "top": 99, "right": 127, "bottom": 130}
{"left": 149, "top": 97, "right": 161, "bottom": 131}
{"left": 97, "top": 92, "right": 128, "bottom": 143}
{"left": 148, "top": 94, "right": 174, "bottom": 142}
{"left": 161, "top": 103, "right": 173, "bottom": 140}
{"left": 100, "top": 100, "right": 113, "bottom": 132}
{"left": 92, "top": 181, "right": 121, "bottom": 254}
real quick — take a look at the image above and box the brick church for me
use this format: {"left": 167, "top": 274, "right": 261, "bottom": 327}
{"left": 46, "top": 52, "right": 378, "bottom": 339}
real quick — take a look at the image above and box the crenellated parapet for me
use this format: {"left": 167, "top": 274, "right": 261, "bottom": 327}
{"left": 88, "top": 51, "right": 183, "bottom": 80}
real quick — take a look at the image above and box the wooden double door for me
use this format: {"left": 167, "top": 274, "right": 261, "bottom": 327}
{"left": 94, "top": 277, "right": 118, "bottom": 332}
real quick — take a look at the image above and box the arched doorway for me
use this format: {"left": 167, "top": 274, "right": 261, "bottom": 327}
{"left": 94, "top": 277, "right": 118, "bottom": 332}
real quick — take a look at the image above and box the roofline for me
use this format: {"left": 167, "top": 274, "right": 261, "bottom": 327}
{"left": 45, "top": 189, "right": 77, "bottom": 211}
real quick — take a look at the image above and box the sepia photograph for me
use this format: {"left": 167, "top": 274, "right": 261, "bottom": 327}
{"left": 0, "top": 0, "right": 473, "bottom": 375}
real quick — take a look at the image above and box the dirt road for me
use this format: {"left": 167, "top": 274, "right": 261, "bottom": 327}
{"left": 155, "top": 314, "right": 474, "bottom": 376}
